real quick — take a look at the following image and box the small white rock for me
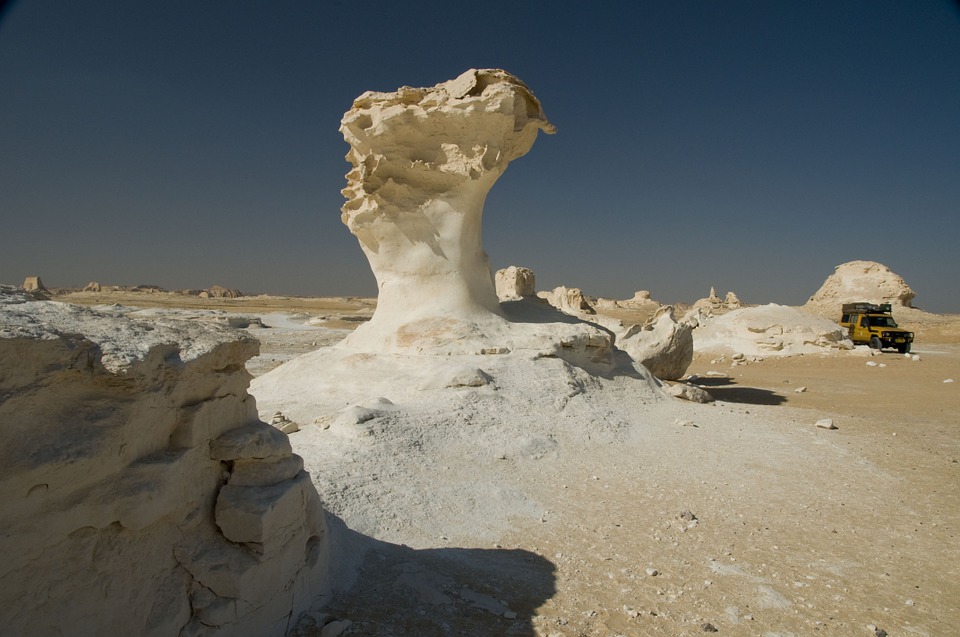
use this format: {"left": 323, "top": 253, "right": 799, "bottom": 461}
{"left": 944, "top": 379, "right": 955, "bottom": 384}
{"left": 795, "top": 386, "right": 807, "bottom": 393}
{"left": 645, "top": 567, "right": 659, "bottom": 576}
{"left": 815, "top": 418, "right": 837, "bottom": 430}
{"left": 866, "top": 361, "right": 878, "bottom": 367}
{"left": 320, "top": 619, "right": 353, "bottom": 637}
{"left": 911, "top": 354, "right": 920, "bottom": 361}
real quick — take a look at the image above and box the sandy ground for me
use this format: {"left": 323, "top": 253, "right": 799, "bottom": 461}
{"left": 299, "top": 346, "right": 959, "bottom": 637}
{"left": 54, "top": 290, "right": 960, "bottom": 636}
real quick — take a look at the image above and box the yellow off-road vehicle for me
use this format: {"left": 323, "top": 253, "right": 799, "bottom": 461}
{"left": 839, "top": 302, "right": 914, "bottom": 353}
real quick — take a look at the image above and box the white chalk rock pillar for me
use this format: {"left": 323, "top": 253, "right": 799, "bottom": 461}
{"left": 339, "top": 69, "right": 555, "bottom": 348}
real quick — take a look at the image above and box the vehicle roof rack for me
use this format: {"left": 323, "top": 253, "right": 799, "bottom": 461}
{"left": 842, "top": 302, "right": 892, "bottom": 314}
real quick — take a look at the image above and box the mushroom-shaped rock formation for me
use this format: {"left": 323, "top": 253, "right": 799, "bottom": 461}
{"left": 340, "top": 69, "right": 553, "bottom": 332}
{"left": 336, "top": 69, "right": 614, "bottom": 369}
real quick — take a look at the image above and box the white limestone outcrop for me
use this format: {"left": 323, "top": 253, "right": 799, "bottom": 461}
{"left": 0, "top": 288, "right": 330, "bottom": 637}
{"left": 538, "top": 286, "right": 596, "bottom": 315}
{"left": 340, "top": 69, "right": 553, "bottom": 346}
{"left": 332, "top": 70, "right": 619, "bottom": 372}
{"left": 616, "top": 307, "right": 694, "bottom": 381}
{"left": 495, "top": 266, "right": 536, "bottom": 301}
{"left": 21, "top": 275, "right": 47, "bottom": 292}
{"left": 804, "top": 260, "right": 916, "bottom": 313}
{"left": 694, "top": 303, "right": 853, "bottom": 356}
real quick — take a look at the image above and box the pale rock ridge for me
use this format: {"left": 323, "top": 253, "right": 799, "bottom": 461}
{"left": 694, "top": 303, "right": 853, "bottom": 356}
{"left": 805, "top": 260, "right": 916, "bottom": 311}
{"left": 604, "top": 290, "right": 661, "bottom": 310}
{"left": 0, "top": 288, "right": 330, "bottom": 637}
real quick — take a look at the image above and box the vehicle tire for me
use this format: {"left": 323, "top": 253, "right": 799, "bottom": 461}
{"left": 870, "top": 336, "right": 882, "bottom": 350}
{"left": 898, "top": 343, "right": 911, "bottom": 354}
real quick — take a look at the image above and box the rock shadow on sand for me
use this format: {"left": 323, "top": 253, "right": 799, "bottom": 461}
{"left": 302, "top": 517, "right": 555, "bottom": 636}
{"left": 694, "top": 376, "right": 787, "bottom": 405}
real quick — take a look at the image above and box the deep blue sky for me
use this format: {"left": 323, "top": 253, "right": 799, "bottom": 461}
{"left": 1, "top": 1, "right": 958, "bottom": 312}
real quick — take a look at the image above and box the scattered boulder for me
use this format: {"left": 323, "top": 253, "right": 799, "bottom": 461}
{"left": 667, "top": 382, "right": 714, "bottom": 403}
{"left": 495, "top": 266, "right": 536, "bottom": 301}
{"left": 270, "top": 411, "right": 300, "bottom": 434}
{"left": 419, "top": 365, "right": 494, "bottom": 390}
{"left": 617, "top": 307, "right": 694, "bottom": 380}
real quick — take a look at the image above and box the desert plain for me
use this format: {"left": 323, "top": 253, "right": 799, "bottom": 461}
{"left": 47, "top": 286, "right": 960, "bottom": 637}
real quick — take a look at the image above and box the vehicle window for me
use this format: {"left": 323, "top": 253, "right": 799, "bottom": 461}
{"left": 860, "top": 317, "right": 868, "bottom": 327}
{"left": 869, "top": 317, "right": 896, "bottom": 327}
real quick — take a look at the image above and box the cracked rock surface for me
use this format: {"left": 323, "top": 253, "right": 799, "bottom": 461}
{"left": 0, "top": 288, "right": 330, "bottom": 636}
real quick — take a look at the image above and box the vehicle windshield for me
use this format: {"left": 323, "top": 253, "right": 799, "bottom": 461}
{"left": 868, "top": 316, "right": 898, "bottom": 327}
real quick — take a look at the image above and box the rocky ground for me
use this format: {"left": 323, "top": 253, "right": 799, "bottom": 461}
{"left": 50, "top": 290, "right": 960, "bottom": 636}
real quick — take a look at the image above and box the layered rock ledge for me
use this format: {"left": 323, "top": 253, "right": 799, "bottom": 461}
{"left": 0, "top": 288, "right": 330, "bottom": 636}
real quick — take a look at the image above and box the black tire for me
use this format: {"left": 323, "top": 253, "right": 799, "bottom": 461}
{"left": 870, "top": 336, "right": 882, "bottom": 350}
{"left": 898, "top": 343, "right": 911, "bottom": 354}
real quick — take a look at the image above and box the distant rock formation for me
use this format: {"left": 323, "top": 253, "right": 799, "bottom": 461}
{"left": 495, "top": 266, "right": 536, "bottom": 301}
{"left": 694, "top": 303, "right": 852, "bottom": 356}
{"left": 805, "top": 260, "right": 916, "bottom": 312}
{"left": 685, "top": 286, "right": 744, "bottom": 321}
{"left": 83, "top": 281, "right": 101, "bottom": 292}
{"left": 131, "top": 284, "right": 166, "bottom": 292}
{"left": 202, "top": 284, "right": 243, "bottom": 299}
{"left": 21, "top": 275, "right": 46, "bottom": 292}
{"left": 724, "top": 291, "right": 741, "bottom": 309}
{"left": 621, "top": 290, "right": 659, "bottom": 307}
{"left": 0, "top": 287, "right": 330, "bottom": 636}
{"left": 538, "top": 286, "right": 596, "bottom": 315}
